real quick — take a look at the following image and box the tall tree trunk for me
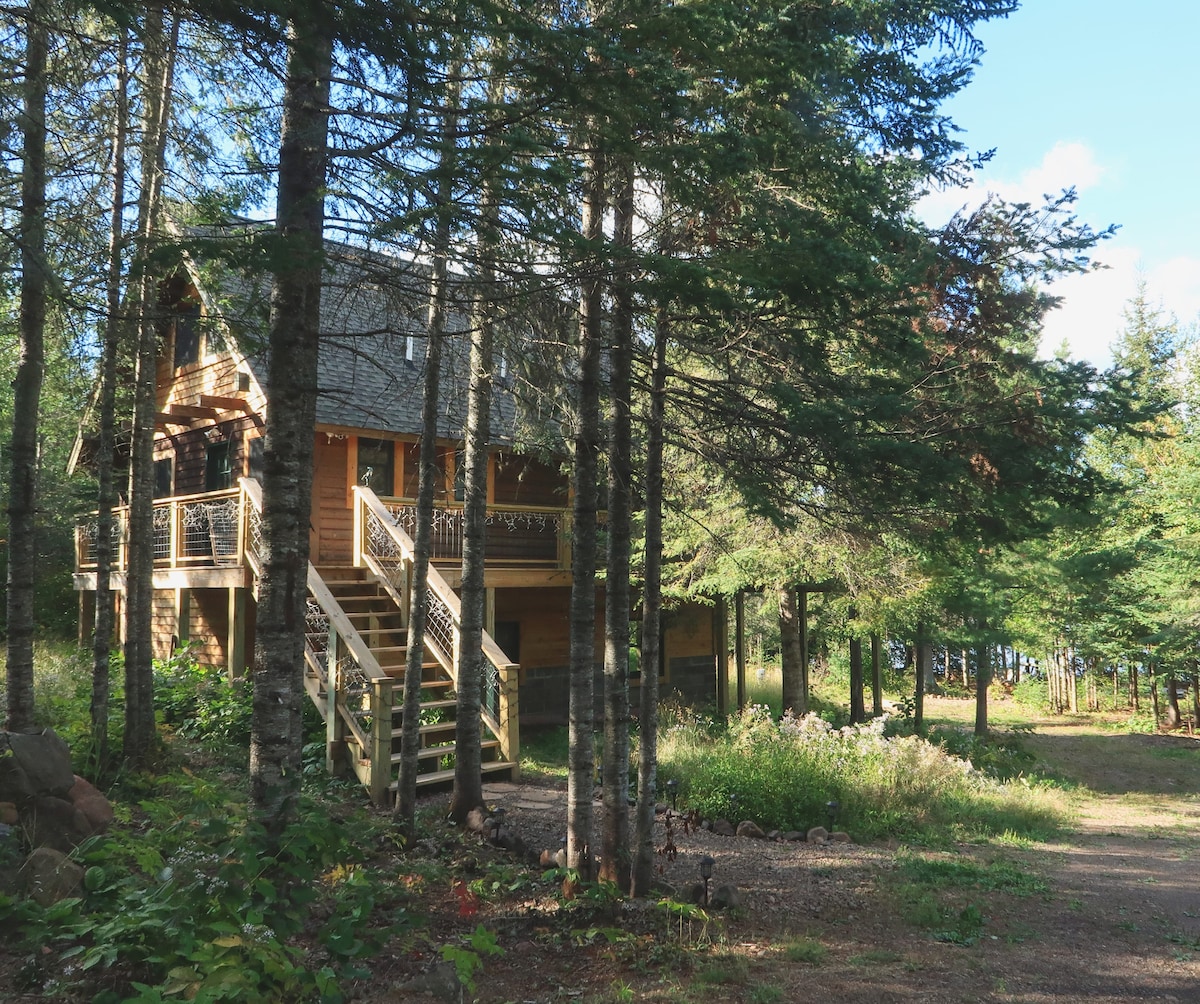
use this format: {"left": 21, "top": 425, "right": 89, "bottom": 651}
{"left": 974, "top": 641, "right": 990, "bottom": 737}
{"left": 870, "top": 634, "right": 883, "bottom": 716}
{"left": 6, "top": 0, "right": 48, "bottom": 734}
{"left": 566, "top": 140, "right": 604, "bottom": 879}
{"left": 1148, "top": 657, "right": 1160, "bottom": 730}
{"left": 778, "top": 586, "right": 804, "bottom": 716}
{"left": 631, "top": 298, "right": 668, "bottom": 898}
{"left": 394, "top": 66, "right": 459, "bottom": 838}
{"left": 1066, "top": 648, "right": 1079, "bottom": 714}
{"left": 123, "top": 6, "right": 177, "bottom": 766}
{"left": 914, "top": 624, "right": 929, "bottom": 736}
{"left": 1164, "top": 666, "right": 1181, "bottom": 730}
{"left": 599, "top": 162, "right": 633, "bottom": 889}
{"left": 449, "top": 86, "right": 502, "bottom": 823}
{"left": 250, "top": 14, "right": 331, "bottom": 838}
{"left": 1130, "top": 660, "right": 1139, "bottom": 711}
{"left": 90, "top": 30, "right": 129, "bottom": 768}
{"left": 848, "top": 609, "right": 864, "bottom": 724}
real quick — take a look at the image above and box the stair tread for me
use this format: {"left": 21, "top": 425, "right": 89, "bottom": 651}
{"left": 404, "top": 761, "right": 516, "bottom": 786}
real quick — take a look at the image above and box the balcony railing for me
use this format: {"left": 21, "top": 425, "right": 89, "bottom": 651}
{"left": 76, "top": 487, "right": 245, "bottom": 573}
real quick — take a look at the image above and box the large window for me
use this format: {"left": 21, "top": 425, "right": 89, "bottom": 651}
{"left": 357, "top": 438, "right": 395, "bottom": 495}
{"left": 153, "top": 458, "right": 174, "bottom": 498}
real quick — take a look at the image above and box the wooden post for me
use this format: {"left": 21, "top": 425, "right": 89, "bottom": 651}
{"left": 227, "top": 587, "right": 246, "bottom": 678}
{"left": 370, "top": 679, "right": 393, "bottom": 805}
{"left": 499, "top": 663, "right": 521, "bottom": 779}
{"left": 326, "top": 628, "right": 342, "bottom": 774}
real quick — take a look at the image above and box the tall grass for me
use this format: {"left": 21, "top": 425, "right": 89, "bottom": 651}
{"left": 658, "top": 705, "right": 1069, "bottom": 844}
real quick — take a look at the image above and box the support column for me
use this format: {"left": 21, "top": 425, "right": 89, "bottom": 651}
{"left": 227, "top": 587, "right": 246, "bottom": 678}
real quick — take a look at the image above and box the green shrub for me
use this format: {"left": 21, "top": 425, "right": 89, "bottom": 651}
{"left": 154, "top": 648, "right": 253, "bottom": 748}
{"left": 659, "top": 705, "right": 1068, "bottom": 843}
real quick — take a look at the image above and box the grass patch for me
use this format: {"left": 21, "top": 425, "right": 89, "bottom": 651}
{"left": 780, "top": 937, "right": 826, "bottom": 965}
{"left": 519, "top": 725, "right": 571, "bottom": 780}
{"left": 695, "top": 951, "right": 750, "bottom": 986}
{"left": 894, "top": 849, "right": 1049, "bottom": 896}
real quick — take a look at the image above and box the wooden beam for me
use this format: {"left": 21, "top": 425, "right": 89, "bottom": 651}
{"left": 199, "top": 394, "right": 255, "bottom": 413}
{"left": 163, "top": 403, "right": 220, "bottom": 420}
{"left": 156, "top": 412, "right": 195, "bottom": 428}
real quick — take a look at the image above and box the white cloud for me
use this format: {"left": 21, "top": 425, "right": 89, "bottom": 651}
{"left": 916, "top": 142, "right": 1200, "bottom": 368}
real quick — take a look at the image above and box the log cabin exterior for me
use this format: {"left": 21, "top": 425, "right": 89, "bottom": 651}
{"left": 73, "top": 239, "right": 725, "bottom": 799}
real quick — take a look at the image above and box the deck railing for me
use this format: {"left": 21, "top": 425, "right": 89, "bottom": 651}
{"left": 385, "top": 500, "right": 567, "bottom": 566}
{"left": 353, "top": 486, "right": 520, "bottom": 773}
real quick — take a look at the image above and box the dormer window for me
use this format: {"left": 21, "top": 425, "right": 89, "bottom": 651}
{"left": 173, "top": 301, "right": 202, "bottom": 369}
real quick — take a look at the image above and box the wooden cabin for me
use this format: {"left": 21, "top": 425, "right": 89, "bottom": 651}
{"left": 73, "top": 236, "right": 725, "bottom": 800}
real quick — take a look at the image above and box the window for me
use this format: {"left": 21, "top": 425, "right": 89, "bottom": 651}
{"left": 173, "top": 302, "right": 202, "bottom": 368}
{"left": 205, "top": 441, "right": 233, "bottom": 491}
{"left": 247, "top": 436, "right": 264, "bottom": 482}
{"left": 153, "top": 458, "right": 174, "bottom": 498}
{"left": 493, "top": 621, "right": 520, "bottom": 663}
{"left": 357, "top": 437, "right": 395, "bottom": 495}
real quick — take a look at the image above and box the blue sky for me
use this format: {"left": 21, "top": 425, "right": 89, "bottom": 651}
{"left": 918, "top": 1, "right": 1200, "bottom": 368}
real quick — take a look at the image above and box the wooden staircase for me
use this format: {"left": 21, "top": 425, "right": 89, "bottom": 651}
{"left": 310, "top": 565, "right": 517, "bottom": 791}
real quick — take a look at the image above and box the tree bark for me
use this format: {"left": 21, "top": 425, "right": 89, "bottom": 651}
{"left": 449, "top": 90, "right": 501, "bottom": 823}
{"left": 599, "top": 162, "right": 633, "bottom": 889}
{"left": 123, "top": 5, "right": 177, "bottom": 766}
{"left": 974, "top": 642, "right": 990, "bottom": 737}
{"left": 250, "top": 14, "right": 331, "bottom": 838}
{"left": 848, "top": 609, "right": 865, "bottom": 724}
{"left": 566, "top": 139, "right": 604, "bottom": 879}
{"left": 870, "top": 634, "right": 883, "bottom": 717}
{"left": 90, "top": 30, "right": 129, "bottom": 767}
{"left": 631, "top": 299, "right": 668, "bottom": 898}
{"left": 6, "top": 0, "right": 48, "bottom": 734}
{"left": 914, "top": 624, "right": 929, "bottom": 736}
{"left": 394, "top": 66, "right": 458, "bottom": 838}
{"left": 778, "top": 586, "right": 805, "bottom": 716}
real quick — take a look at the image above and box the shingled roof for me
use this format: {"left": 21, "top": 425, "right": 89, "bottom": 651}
{"left": 192, "top": 225, "right": 558, "bottom": 446}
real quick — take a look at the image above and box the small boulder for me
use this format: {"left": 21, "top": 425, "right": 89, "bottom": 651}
{"left": 736, "top": 821, "right": 766, "bottom": 839}
{"left": 806, "top": 825, "right": 829, "bottom": 844}
{"left": 20, "top": 847, "right": 85, "bottom": 907}
{"left": 388, "top": 962, "right": 462, "bottom": 1003}
{"left": 711, "top": 819, "right": 736, "bottom": 837}
{"left": 464, "top": 807, "right": 490, "bottom": 835}
{"left": 830, "top": 831, "right": 852, "bottom": 843}
{"left": 767, "top": 830, "right": 781, "bottom": 840}
{"left": 711, "top": 883, "right": 742, "bottom": 910}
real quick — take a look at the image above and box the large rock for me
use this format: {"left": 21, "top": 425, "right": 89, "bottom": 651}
{"left": 711, "top": 883, "right": 743, "bottom": 910}
{"left": 68, "top": 775, "right": 114, "bottom": 836}
{"left": 26, "top": 795, "right": 91, "bottom": 852}
{"left": 0, "top": 731, "right": 75, "bottom": 802}
{"left": 806, "top": 826, "right": 829, "bottom": 844}
{"left": 20, "top": 847, "right": 85, "bottom": 907}
{"left": 736, "top": 820, "right": 766, "bottom": 839}
{"left": 711, "top": 819, "right": 736, "bottom": 837}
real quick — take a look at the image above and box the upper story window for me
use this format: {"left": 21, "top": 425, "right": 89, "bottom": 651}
{"left": 173, "top": 301, "right": 202, "bottom": 369}
{"left": 205, "top": 441, "right": 233, "bottom": 491}
{"left": 357, "top": 437, "right": 395, "bottom": 496}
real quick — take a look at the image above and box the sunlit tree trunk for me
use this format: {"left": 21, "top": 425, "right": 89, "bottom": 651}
{"left": 779, "top": 586, "right": 805, "bottom": 715}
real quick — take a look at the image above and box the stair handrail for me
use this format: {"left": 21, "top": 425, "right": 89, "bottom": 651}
{"left": 241, "top": 477, "right": 394, "bottom": 801}
{"left": 353, "top": 486, "right": 519, "bottom": 752}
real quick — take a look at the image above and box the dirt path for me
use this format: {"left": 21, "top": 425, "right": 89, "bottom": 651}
{"left": 455, "top": 700, "right": 1200, "bottom": 1003}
